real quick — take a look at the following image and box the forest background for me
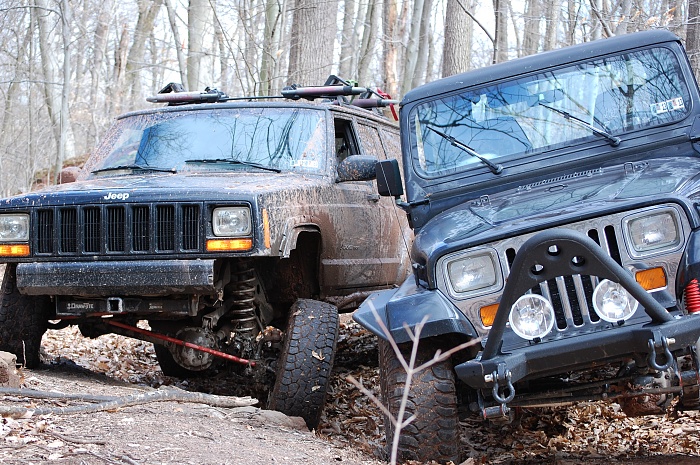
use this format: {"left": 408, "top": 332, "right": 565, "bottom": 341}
{"left": 0, "top": 0, "right": 697, "bottom": 197}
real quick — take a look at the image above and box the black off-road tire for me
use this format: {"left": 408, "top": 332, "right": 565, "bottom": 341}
{"left": 268, "top": 299, "right": 339, "bottom": 429}
{"left": 0, "top": 264, "right": 52, "bottom": 368}
{"left": 379, "top": 338, "right": 460, "bottom": 464}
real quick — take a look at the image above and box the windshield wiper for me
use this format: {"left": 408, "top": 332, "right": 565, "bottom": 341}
{"left": 538, "top": 103, "right": 621, "bottom": 147}
{"left": 184, "top": 158, "right": 281, "bottom": 173}
{"left": 426, "top": 126, "right": 503, "bottom": 175}
{"left": 92, "top": 164, "right": 176, "bottom": 174}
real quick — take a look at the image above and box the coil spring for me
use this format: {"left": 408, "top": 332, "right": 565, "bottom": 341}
{"left": 229, "top": 260, "right": 258, "bottom": 337}
{"left": 685, "top": 278, "right": 700, "bottom": 314}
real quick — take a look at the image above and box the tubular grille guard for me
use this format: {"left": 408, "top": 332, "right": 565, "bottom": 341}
{"left": 504, "top": 224, "right": 637, "bottom": 331}
{"left": 482, "top": 228, "right": 672, "bottom": 361}
{"left": 34, "top": 203, "right": 203, "bottom": 256}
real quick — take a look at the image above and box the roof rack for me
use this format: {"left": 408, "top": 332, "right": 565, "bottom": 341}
{"left": 146, "top": 75, "right": 399, "bottom": 120}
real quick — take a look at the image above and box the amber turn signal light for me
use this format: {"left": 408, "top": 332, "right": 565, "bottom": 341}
{"left": 635, "top": 267, "right": 667, "bottom": 291}
{"left": 206, "top": 238, "right": 253, "bottom": 252}
{"left": 0, "top": 244, "right": 30, "bottom": 257}
{"left": 480, "top": 303, "right": 500, "bottom": 327}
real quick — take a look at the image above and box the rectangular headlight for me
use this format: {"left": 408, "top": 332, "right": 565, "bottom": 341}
{"left": 443, "top": 248, "right": 502, "bottom": 296}
{"left": 0, "top": 214, "right": 29, "bottom": 242}
{"left": 623, "top": 208, "right": 681, "bottom": 257}
{"left": 212, "top": 207, "right": 251, "bottom": 237}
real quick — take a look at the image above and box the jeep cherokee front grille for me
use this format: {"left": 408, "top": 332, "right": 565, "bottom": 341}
{"left": 35, "top": 203, "right": 202, "bottom": 256}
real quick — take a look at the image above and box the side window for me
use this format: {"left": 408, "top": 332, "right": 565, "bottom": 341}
{"left": 334, "top": 118, "right": 359, "bottom": 163}
{"left": 357, "top": 123, "right": 385, "bottom": 160}
{"left": 379, "top": 127, "right": 401, "bottom": 161}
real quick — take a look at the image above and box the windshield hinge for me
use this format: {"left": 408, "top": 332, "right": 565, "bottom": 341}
{"left": 471, "top": 195, "right": 491, "bottom": 207}
{"left": 690, "top": 115, "right": 700, "bottom": 143}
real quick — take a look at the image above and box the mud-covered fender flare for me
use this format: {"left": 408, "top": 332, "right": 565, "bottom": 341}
{"left": 353, "top": 277, "right": 477, "bottom": 344}
{"left": 278, "top": 218, "right": 320, "bottom": 258}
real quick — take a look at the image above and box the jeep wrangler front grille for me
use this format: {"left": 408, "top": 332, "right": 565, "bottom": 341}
{"left": 34, "top": 203, "right": 202, "bottom": 256}
{"left": 505, "top": 227, "right": 617, "bottom": 329}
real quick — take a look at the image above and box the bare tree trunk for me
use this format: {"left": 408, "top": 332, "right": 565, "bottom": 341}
{"left": 187, "top": 0, "right": 211, "bottom": 91}
{"left": 411, "top": 0, "right": 433, "bottom": 88}
{"left": 401, "top": 0, "right": 425, "bottom": 94}
{"left": 34, "top": 0, "right": 73, "bottom": 179}
{"left": 89, "top": 0, "right": 114, "bottom": 146}
{"left": 56, "top": 0, "right": 72, "bottom": 183}
{"left": 287, "top": 0, "right": 338, "bottom": 85}
{"left": 357, "top": 0, "right": 379, "bottom": 86}
{"left": 522, "top": 0, "right": 542, "bottom": 56}
{"left": 382, "top": 0, "right": 399, "bottom": 96}
{"left": 125, "top": 0, "right": 163, "bottom": 102}
{"left": 687, "top": 0, "right": 700, "bottom": 80}
{"left": 213, "top": 13, "right": 229, "bottom": 92}
{"left": 339, "top": 0, "right": 357, "bottom": 79}
{"left": 164, "top": 0, "right": 187, "bottom": 86}
{"left": 260, "top": 0, "right": 282, "bottom": 95}
{"left": 613, "top": 0, "right": 632, "bottom": 34}
{"left": 442, "top": 0, "right": 472, "bottom": 77}
{"left": 493, "top": 0, "right": 510, "bottom": 63}
{"left": 543, "top": 0, "right": 559, "bottom": 49}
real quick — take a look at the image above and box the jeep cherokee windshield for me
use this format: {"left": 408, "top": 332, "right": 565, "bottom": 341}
{"left": 87, "top": 107, "right": 326, "bottom": 175}
{"left": 411, "top": 46, "right": 690, "bottom": 176}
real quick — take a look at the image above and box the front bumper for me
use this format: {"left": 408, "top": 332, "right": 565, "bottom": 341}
{"left": 16, "top": 259, "right": 216, "bottom": 296}
{"left": 456, "top": 316, "right": 700, "bottom": 389}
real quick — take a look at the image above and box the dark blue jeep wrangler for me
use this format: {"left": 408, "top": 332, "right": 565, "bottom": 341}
{"left": 355, "top": 30, "right": 700, "bottom": 462}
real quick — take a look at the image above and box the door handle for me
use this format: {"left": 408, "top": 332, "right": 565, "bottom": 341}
{"left": 367, "top": 193, "right": 381, "bottom": 202}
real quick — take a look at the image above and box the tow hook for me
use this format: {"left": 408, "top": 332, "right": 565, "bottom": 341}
{"left": 647, "top": 336, "right": 674, "bottom": 371}
{"left": 491, "top": 368, "right": 515, "bottom": 404}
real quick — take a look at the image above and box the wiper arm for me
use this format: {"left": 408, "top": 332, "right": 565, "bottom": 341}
{"left": 92, "top": 164, "right": 176, "bottom": 174}
{"left": 184, "top": 158, "right": 282, "bottom": 173}
{"left": 426, "top": 126, "right": 503, "bottom": 175}
{"left": 539, "top": 103, "right": 620, "bottom": 147}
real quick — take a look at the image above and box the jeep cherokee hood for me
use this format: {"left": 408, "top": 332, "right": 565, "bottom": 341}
{"left": 411, "top": 157, "right": 700, "bottom": 270}
{"left": 0, "top": 172, "right": 326, "bottom": 207}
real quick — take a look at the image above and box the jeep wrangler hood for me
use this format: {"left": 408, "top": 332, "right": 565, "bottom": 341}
{"left": 0, "top": 172, "right": 326, "bottom": 207}
{"left": 411, "top": 157, "right": 700, "bottom": 276}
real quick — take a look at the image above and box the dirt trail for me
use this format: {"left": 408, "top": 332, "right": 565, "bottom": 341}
{"left": 2, "top": 316, "right": 700, "bottom": 464}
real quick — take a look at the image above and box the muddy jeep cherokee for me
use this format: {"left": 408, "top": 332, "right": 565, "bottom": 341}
{"left": 0, "top": 78, "right": 410, "bottom": 428}
{"left": 355, "top": 30, "right": 700, "bottom": 462}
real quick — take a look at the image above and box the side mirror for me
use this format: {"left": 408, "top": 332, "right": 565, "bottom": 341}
{"left": 336, "top": 155, "right": 378, "bottom": 182}
{"left": 375, "top": 159, "right": 403, "bottom": 197}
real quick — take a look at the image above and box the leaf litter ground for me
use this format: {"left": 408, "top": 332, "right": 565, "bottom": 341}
{"left": 1, "top": 314, "right": 700, "bottom": 464}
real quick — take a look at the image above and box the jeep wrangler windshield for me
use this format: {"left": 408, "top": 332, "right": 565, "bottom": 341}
{"left": 412, "top": 46, "right": 690, "bottom": 177}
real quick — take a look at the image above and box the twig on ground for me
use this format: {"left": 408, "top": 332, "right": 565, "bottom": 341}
{"left": 349, "top": 300, "right": 479, "bottom": 465}
{"left": 0, "top": 386, "right": 258, "bottom": 418}
{"left": 48, "top": 430, "right": 107, "bottom": 445}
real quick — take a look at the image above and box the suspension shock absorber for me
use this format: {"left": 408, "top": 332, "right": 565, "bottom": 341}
{"left": 685, "top": 278, "right": 700, "bottom": 314}
{"left": 227, "top": 259, "right": 259, "bottom": 337}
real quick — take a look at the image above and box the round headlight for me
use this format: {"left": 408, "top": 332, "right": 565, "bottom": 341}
{"left": 592, "top": 279, "right": 638, "bottom": 323}
{"left": 508, "top": 294, "right": 555, "bottom": 340}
